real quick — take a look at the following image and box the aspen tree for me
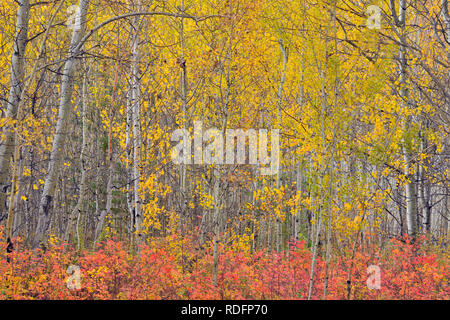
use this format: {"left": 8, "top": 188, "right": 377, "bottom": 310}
{"left": 276, "top": 38, "right": 288, "bottom": 252}
{"left": 392, "top": 0, "right": 419, "bottom": 239}
{"left": 308, "top": 24, "right": 329, "bottom": 300}
{"left": 33, "top": 0, "right": 90, "bottom": 248}
{"left": 0, "top": 0, "right": 30, "bottom": 215}
{"left": 130, "top": 0, "right": 143, "bottom": 244}
{"left": 323, "top": 1, "right": 339, "bottom": 298}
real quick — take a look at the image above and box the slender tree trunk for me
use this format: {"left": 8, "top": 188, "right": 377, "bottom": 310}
{"left": 419, "top": 131, "right": 432, "bottom": 234}
{"left": 294, "top": 162, "right": 303, "bottom": 241}
{"left": 403, "top": 149, "right": 418, "bottom": 239}
{"left": 308, "top": 80, "right": 327, "bottom": 300}
{"left": 125, "top": 43, "right": 134, "bottom": 239}
{"left": 126, "top": 92, "right": 134, "bottom": 238}
{"left": 212, "top": 168, "right": 221, "bottom": 287}
{"left": 398, "top": 0, "right": 418, "bottom": 240}
{"left": 130, "top": 2, "right": 143, "bottom": 243}
{"left": 276, "top": 39, "right": 288, "bottom": 252}
{"left": 33, "top": 0, "right": 90, "bottom": 248}
{"left": 390, "top": 0, "right": 418, "bottom": 239}
{"left": 295, "top": 40, "right": 305, "bottom": 243}
{"left": 0, "top": 0, "right": 30, "bottom": 216}
{"left": 12, "top": 148, "right": 25, "bottom": 237}
{"left": 179, "top": 3, "right": 189, "bottom": 238}
{"left": 308, "top": 33, "right": 329, "bottom": 298}
{"left": 64, "top": 68, "right": 89, "bottom": 244}
{"left": 324, "top": 5, "right": 339, "bottom": 298}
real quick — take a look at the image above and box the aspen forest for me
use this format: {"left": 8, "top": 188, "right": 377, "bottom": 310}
{"left": 0, "top": 0, "right": 449, "bottom": 300}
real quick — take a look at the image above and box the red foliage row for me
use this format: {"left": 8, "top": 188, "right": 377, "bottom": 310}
{"left": 0, "top": 234, "right": 448, "bottom": 300}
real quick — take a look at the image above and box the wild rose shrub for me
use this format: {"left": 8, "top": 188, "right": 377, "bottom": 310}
{"left": 0, "top": 233, "right": 448, "bottom": 300}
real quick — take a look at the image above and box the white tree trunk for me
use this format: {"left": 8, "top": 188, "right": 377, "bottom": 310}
{"left": 130, "top": 1, "right": 143, "bottom": 242}
{"left": 126, "top": 87, "right": 134, "bottom": 236}
{"left": 276, "top": 39, "right": 288, "bottom": 252}
{"left": 0, "top": 0, "right": 30, "bottom": 215}
{"left": 179, "top": 3, "right": 188, "bottom": 221}
{"left": 33, "top": 0, "right": 90, "bottom": 248}
{"left": 308, "top": 46, "right": 328, "bottom": 299}
{"left": 12, "top": 148, "right": 25, "bottom": 237}
{"left": 399, "top": 1, "right": 418, "bottom": 239}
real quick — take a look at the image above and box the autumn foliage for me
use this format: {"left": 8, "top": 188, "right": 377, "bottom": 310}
{"left": 1, "top": 229, "right": 447, "bottom": 300}
{"left": 0, "top": 0, "right": 449, "bottom": 301}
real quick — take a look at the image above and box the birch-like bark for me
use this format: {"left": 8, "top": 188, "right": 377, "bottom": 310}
{"left": 33, "top": 0, "right": 90, "bottom": 248}
{"left": 95, "top": 62, "right": 119, "bottom": 246}
{"left": 3, "top": 1, "right": 65, "bottom": 223}
{"left": 390, "top": 0, "right": 418, "bottom": 239}
{"left": 276, "top": 39, "right": 288, "bottom": 252}
{"left": 6, "top": 1, "right": 65, "bottom": 234}
{"left": 126, "top": 89, "right": 134, "bottom": 237}
{"left": 419, "top": 131, "right": 432, "bottom": 234}
{"left": 308, "top": 44, "right": 328, "bottom": 300}
{"left": 211, "top": 18, "right": 233, "bottom": 283}
{"left": 402, "top": 132, "right": 418, "bottom": 240}
{"left": 179, "top": 1, "right": 188, "bottom": 221}
{"left": 294, "top": 37, "right": 305, "bottom": 242}
{"left": 399, "top": 1, "right": 418, "bottom": 240}
{"left": 0, "top": 0, "right": 30, "bottom": 215}
{"left": 323, "top": 5, "right": 339, "bottom": 298}
{"left": 6, "top": 139, "right": 21, "bottom": 241}
{"left": 12, "top": 148, "right": 25, "bottom": 237}
{"left": 130, "top": 1, "right": 143, "bottom": 242}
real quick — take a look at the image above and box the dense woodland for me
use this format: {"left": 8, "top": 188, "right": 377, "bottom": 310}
{"left": 0, "top": 0, "right": 448, "bottom": 299}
